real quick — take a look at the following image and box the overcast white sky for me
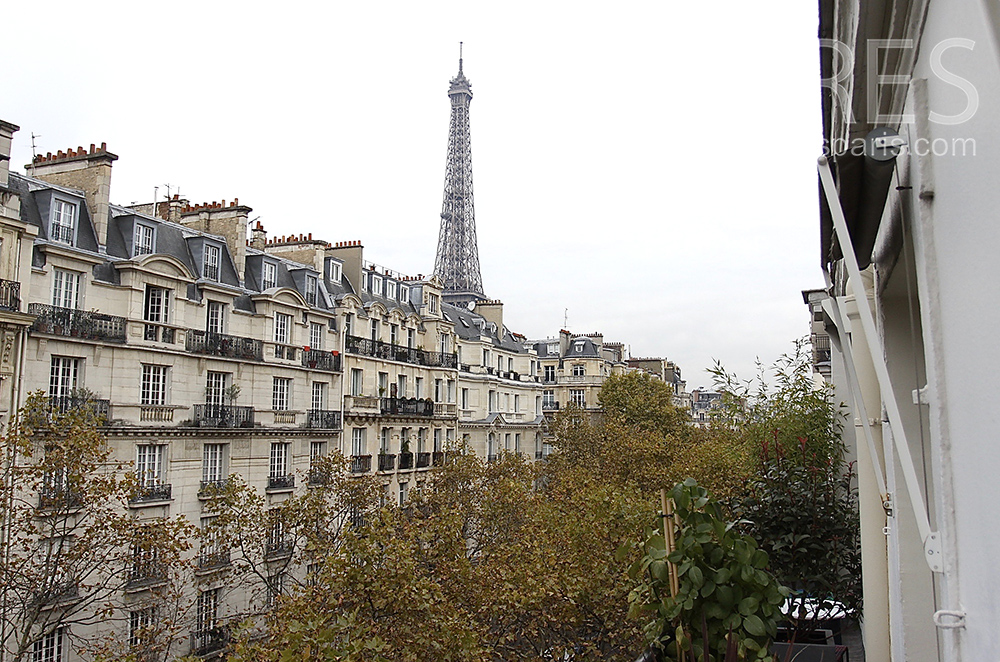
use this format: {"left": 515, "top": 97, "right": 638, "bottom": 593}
{"left": 2, "top": 1, "right": 825, "bottom": 386}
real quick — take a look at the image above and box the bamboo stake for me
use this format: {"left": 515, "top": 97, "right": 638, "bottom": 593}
{"left": 660, "top": 488, "right": 680, "bottom": 598}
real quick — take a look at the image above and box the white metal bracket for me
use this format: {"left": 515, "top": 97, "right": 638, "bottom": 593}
{"left": 924, "top": 531, "right": 943, "bottom": 573}
{"left": 912, "top": 384, "right": 931, "bottom": 405}
{"left": 932, "top": 609, "right": 966, "bottom": 629}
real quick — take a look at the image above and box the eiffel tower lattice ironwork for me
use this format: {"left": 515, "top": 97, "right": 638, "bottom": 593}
{"left": 434, "top": 45, "right": 486, "bottom": 306}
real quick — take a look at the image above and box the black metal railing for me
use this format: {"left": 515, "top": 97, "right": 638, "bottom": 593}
{"left": 48, "top": 395, "right": 111, "bottom": 420}
{"left": 350, "top": 455, "right": 372, "bottom": 474}
{"left": 186, "top": 329, "right": 263, "bottom": 361}
{"left": 345, "top": 335, "right": 457, "bottom": 368}
{"left": 302, "top": 349, "right": 341, "bottom": 372}
{"left": 191, "top": 627, "right": 229, "bottom": 657}
{"left": 398, "top": 452, "right": 414, "bottom": 470}
{"left": 487, "top": 454, "right": 498, "bottom": 463}
{"left": 29, "top": 304, "right": 127, "bottom": 342}
{"left": 267, "top": 475, "right": 295, "bottom": 490}
{"left": 265, "top": 538, "right": 293, "bottom": 559}
{"left": 307, "top": 468, "right": 331, "bottom": 486}
{"left": 416, "top": 452, "right": 431, "bottom": 468}
{"left": 380, "top": 397, "right": 434, "bottom": 417}
{"left": 143, "top": 323, "right": 175, "bottom": 343}
{"left": 131, "top": 483, "right": 172, "bottom": 503}
{"left": 535, "top": 451, "right": 544, "bottom": 460}
{"left": 432, "top": 451, "right": 446, "bottom": 467}
{"left": 306, "top": 409, "right": 341, "bottom": 429}
{"left": 127, "top": 562, "right": 166, "bottom": 589}
{"left": 378, "top": 454, "right": 396, "bottom": 472}
{"left": 0, "top": 279, "right": 20, "bottom": 312}
{"left": 542, "top": 401, "right": 560, "bottom": 411}
{"left": 199, "top": 478, "right": 229, "bottom": 495}
{"left": 198, "top": 549, "right": 231, "bottom": 570}
{"left": 192, "top": 404, "right": 255, "bottom": 428}
{"left": 34, "top": 578, "right": 78, "bottom": 606}
{"left": 37, "top": 487, "right": 84, "bottom": 510}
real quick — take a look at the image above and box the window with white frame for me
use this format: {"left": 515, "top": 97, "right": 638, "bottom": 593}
{"left": 380, "top": 427, "right": 390, "bottom": 453}
{"left": 203, "top": 244, "right": 221, "bottom": 281}
{"left": 269, "top": 442, "right": 289, "bottom": 478}
{"left": 371, "top": 275, "right": 382, "bottom": 295}
{"left": 505, "top": 433, "right": 511, "bottom": 451}
{"left": 433, "top": 428, "right": 442, "bottom": 452}
{"left": 390, "top": 324, "right": 398, "bottom": 346}
{"left": 310, "top": 441, "right": 326, "bottom": 464}
{"left": 415, "top": 377, "right": 424, "bottom": 400}
{"left": 369, "top": 318, "right": 379, "bottom": 341}
{"left": 266, "top": 571, "right": 285, "bottom": 607}
{"left": 446, "top": 429, "right": 454, "bottom": 445}
{"left": 305, "top": 275, "right": 317, "bottom": 305}
{"left": 508, "top": 357, "right": 514, "bottom": 372}
{"left": 428, "top": 293, "right": 439, "bottom": 313}
{"left": 351, "top": 369, "right": 364, "bottom": 396}
{"left": 311, "top": 382, "right": 327, "bottom": 410}
{"left": 273, "top": 377, "right": 291, "bottom": 410}
{"left": 461, "top": 388, "right": 469, "bottom": 410}
{"left": 49, "top": 357, "right": 80, "bottom": 398}
{"left": 206, "top": 301, "right": 225, "bottom": 334}
{"left": 144, "top": 286, "right": 170, "bottom": 324}
{"left": 51, "top": 269, "right": 81, "bottom": 309}
{"left": 440, "top": 334, "right": 449, "bottom": 355}
{"left": 274, "top": 312, "right": 291, "bottom": 345}
{"left": 32, "top": 627, "right": 64, "bottom": 662}
{"left": 205, "top": 372, "right": 228, "bottom": 406}
{"left": 310, "top": 322, "right": 323, "bottom": 349}
{"left": 196, "top": 588, "right": 219, "bottom": 634}
{"left": 434, "top": 379, "right": 442, "bottom": 402}
{"left": 136, "top": 444, "right": 165, "bottom": 486}
{"left": 488, "top": 390, "right": 496, "bottom": 412}
{"left": 544, "top": 365, "right": 556, "bottom": 382}
{"left": 328, "top": 261, "right": 342, "bottom": 282}
{"left": 514, "top": 394, "right": 520, "bottom": 412}
{"left": 129, "top": 607, "right": 156, "bottom": 648}
{"left": 407, "top": 328, "right": 414, "bottom": 348}
{"left": 572, "top": 364, "right": 585, "bottom": 377}
{"left": 344, "top": 313, "right": 353, "bottom": 336}
{"left": 447, "top": 380, "right": 455, "bottom": 402}
{"left": 378, "top": 372, "right": 388, "bottom": 396}
{"left": 202, "top": 444, "right": 225, "bottom": 483}
{"left": 543, "top": 390, "right": 555, "bottom": 405}
{"left": 570, "top": 389, "right": 586, "bottom": 407}
{"left": 515, "top": 433, "right": 522, "bottom": 453}
{"left": 352, "top": 428, "right": 366, "bottom": 456}
{"left": 386, "top": 281, "right": 396, "bottom": 299}
{"left": 399, "top": 285, "right": 409, "bottom": 302}
{"left": 134, "top": 223, "right": 155, "bottom": 256}
{"left": 418, "top": 428, "right": 427, "bottom": 453}
{"left": 397, "top": 374, "right": 407, "bottom": 398}
{"left": 140, "top": 365, "right": 168, "bottom": 406}
{"left": 50, "top": 199, "right": 76, "bottom": 244}
{"left": 262, "top": 261, "right": 277, "bottom": 289}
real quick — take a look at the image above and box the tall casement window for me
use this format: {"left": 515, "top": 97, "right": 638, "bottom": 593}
{"left": 205, "top": 372, "right": 227, "bottom": 406}
{"left": 144, "top": 286, "right": 170, "bottom": 324}
{"left": 134, "top": 223, "right": 155, "bottom": 256}
{"left": 140, "top": 365, "right": 168, "bottom": 406}
{"left": 369, "top": 318, "right": 379, "bottom": 342}
{"left": 514, "top": 394, "right": 521, "bottom": 412}
{"left": 262, "top": 261, "right": 277, "bottom": 290}
{"left": 418, "top": 428, "right": 427, "bottom": 453}
{"left": 344, "top": 313, "right": 353, "bottom": 336}
{"left": 129, "top": 607, "right": 156, "bottom": 648}
{"left": 203, "top": 244, "right": 221, "bottom": 281}
{"left": 32, "top": 627, "right": 64, "bottom": 662}
{"left": 440, "top": 334, "right": 449, "bottom": 355}
{"left": 269, "top": 442, "right": 289, "bottom": 479}
{"left": 274, "top": 312, "right": 290, "bottom": 345}
{"left": 206, "top": 301, "right": 225, "bottom": 334}
{"left": 434, "top": 379, "right": 442, "bottom": 402}
{"left": 272, "top": 377, "right": 291, "bottom": 410}
{"left": 350, "top": 368, "right": 363, "bottom": 396}
{"left": 544, "top": 365, "right": 556, "bottom": 382}
{"left": 49, "top": 357, "right": 80, "bottom": 399}
{"left": 305, "top": 275, "right": 317, "bottom": 305}
{"left": 196, "top": 588, "right": 219, "bottom": 636}
{"left": 202, "top": 444, "right": 225, "bottom": 484}
{"left": 515, "top": 433, "right": 522, "bottom": 453}
{"left": 380, "top": 427, "right": 390, "bottom": 453}
{"left": 572, "top": 364, "right": 585, "bottom": 377}
{"left": 433, "top": 428, "right": 442, "bottom": 452}
{"left": 327, "top": 261, "right": 342, "bottom": 282}
{"left": 488, "top": 390, "right": 496, "bottom": 412}
{"left": 51, "top": 269, "right": 81, "bottom": 309}
{"left": 390, "top": 324, "right": 399, "bottom": 346}
{"left": 311, "top": 382, "right": 327, "bottom": 410}
{"left": 407, "top": 328, "right": 414, "bottom": 348}
{"left": 570, "top": 389, "right": 586, "bottom": 407}
{"left": 386, "top": 281, "right": 397, "bottom": 299}
{"left": 51, "top": 199, "right": 76, "bottom": 244}
{"left": 310, "top": 441, "right": 326, "bottom": 464}
{"left": 461, "top": 388, "right": 469, "bottom": 410}
{"left": 310, "top": 322, "right": 323, "bottom": 350}
{"left": 543, "top": 390, "right": 555, "bottom": 405}
{"left": 136, "top": 444, "right": 165, "bottom": 486}
{"left": 397, "top": 374, "right": 407, "bottom": 398}
{"left": 352, "top": 428, "right": 367, "bottom": 456}
{"left": 415, "top": 377, "right": 424, "bottom": 400}
{"left": 378, "top": 372, "right": 388, "bottom": 396}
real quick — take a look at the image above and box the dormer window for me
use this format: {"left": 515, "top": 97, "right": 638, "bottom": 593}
{"left": 204, "top": 244, "right": 221, "bottom": 281}
{"left": 305, "top": 275, "right": 317, "bottom": 306}
{"left": 387, "top": 281, "right": 397, "bottom": 299}
{"left": 327, "top": 261, "right": 342, "bottom": 282}
{"left": 574, "top": 341, "right": 585, "bottom": 353}
{"left": 428, "top": 293, "right": 439, "bottom": 314}
{"left": 262, "top": 262, "right": 277, "bottom": 290}
{"left": 371, "top": 275, "right": 382, "bottom": 296}
{"left": 134, "top": 223, "right": 155, "bottom": 256}
{"left": 51, "top": 199, "right": 77, "bottom": 244}
{"left": 399, "top": 285, "right": 409, "bottom": 302}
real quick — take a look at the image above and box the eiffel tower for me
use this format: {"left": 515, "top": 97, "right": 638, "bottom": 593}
{"left": 433, "top": 44, "right": 486, "bottom": 307}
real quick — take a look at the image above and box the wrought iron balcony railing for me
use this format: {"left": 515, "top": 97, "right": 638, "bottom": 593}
{"left": 192, "top": 404, "right": 255, "bottom": 428}
{"left": 416, "top": 452, "right": 431, "bottom": 468}
{"left": 432, "top": 451, "right": 446, "bottom": 467}
{"left": 345, "top": 335, "right": 457, "bottom": 368}
{"left": 191, "top": 626, "right": 229, "bottom": 657}
{"left": 542, "top": 401, "right": 560, "bottom": 411}
{"left": 37, "top": 486, "right": 84, "bottom": 510}
{"left": 199, "top": 478, "right": 229, "bottom": 496}
{"left": 0, "top": 278, "right": 20, "bottom": 312}
{"left": 265, "top": 538, "right": 293, "bottom": 559}
{"left": 131, "top": 482, "right": 172, "bottom": 503}
{"left": 267, "top": 475, "right": 295, "bottom": 491}
{"left": 377, "top": 453, "right": 396, "bottom": 472}
{"left": 380, "top": 397, "right": 434, "bottom": 417}
{"left": 307, "top": 468, "right": 331, "bottom": 486}
{"left": 306, "top": 409, "right": 341, "bottom": 430}
{"left": 48, "top": 395, "right": 111, "bottom": 420}
{"left": 29, "top": 304, "right": 127, "bottom": 342}
{"left": 126, "top": 562, "right": 166, "bottom": 589}
{"left": 33, "top": 578, "right": 79, "bottom": 606}
{"left": 186, "top": 329, "right": 263, "bottom": 361}
{"left": 398, "top": 452, "right": 414, "bottom": 470}
{"left": 302, "top": 349, "right": 342, "bottom": 372}
{"left": 350, "top": 455, "right": 372, "bottom": 474}
{"left": 197, "top": 549, "right": 231, "bottom": 570}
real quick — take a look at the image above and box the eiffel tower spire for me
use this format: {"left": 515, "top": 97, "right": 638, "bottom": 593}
{"left": 434, "top": 43, "right": 486, "bottom": 307}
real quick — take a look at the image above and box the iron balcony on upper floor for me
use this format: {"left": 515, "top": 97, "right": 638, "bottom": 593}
{"left": 380, "top": 397, "right": 435, "bottom": 417}
{"left": 345, "top": 335, "right": 457, "bottom": 368}
{"left": 302, "top": 349, "right": 342, "bottom": 372}
{"left": 192, "top": 403, "right": 255, "bottom": 428}
{"left": 186, "top": 329, "right": 264, "bottom": 361}
{"left": 0, "top": 279, "right": 21, "bottom": 312}
{"left": 29, "top": 304, "right": 127, "bottom": 342}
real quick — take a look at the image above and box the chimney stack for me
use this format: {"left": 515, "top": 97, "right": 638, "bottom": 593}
{"left": 326, "top": 241, "right": 364, "bottom": 292}
{"left": 475, "top": 300, "right": 505, "bottom": 338}
{"left": 178, "top": 199, "right": 252, "bottom": 282}
{"left": 25, "top": 142, "right": 117, "bottom": 248}
{"left": 250, "top": 220, "right": 267, "bottom": 250}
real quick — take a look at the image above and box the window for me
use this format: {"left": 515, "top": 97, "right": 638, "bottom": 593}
{"left": 428, "top": 293, "right": 439, "bottom": 313}
{"left": 447, "top": 429, "right": 455, "bottom": 445}
{"left": 202, "top": 444, "right": 225, "bottom": 483}
{"left": 415, "top": 377, "right": 424, "bottom": 399}
{"left": 196, "top": 588, "right": 219, "bottom": 635}
{"left": 49, "top": 357, "right": 80, "bottom": 398}
{"left": 397, "top": 374, "right": 407, "bottom": 398}
{"left": 570, "top": 389, "right": 586, "bottom": 407}
{"left": 380, "top": 427, "right": 391, "bottom": 453}
{"left": 418, "top": 428, "right": 427, "bottom": 453}
{"left": 207, "top": 301, "right": 225, "bottom": 334}
{"left": 447, "top": 380, "right": 455, "bottom": 402}
{"left": 136, "top": 444, "right": 165, "bottom": 486}
{"left": 504, "top": 393, "right": 510, "bottom": 411}
{"left": 310, "top": 322, "right": 324, "bottom": 349}
{"left": 515, "top": 433, "right": 522, "bottom": 453}
{"left": 543, "top": 390, "right": 555, "bottom": 405}
{"left": 305, "top": 275, "right": 317, "bottom": 305}
{"left": 378, "top": 371, "right": 388, "bottom": 396}
{"left": 311, "top": 382, "right": 327, "bottom": 410}
{"left": 274, "top": 312, "right": 291, "bottom": 345}
{"left": 141, "top": 365, "right": 168, "bottom": 406}
{"left": 390, "top": 324, "right": 399, "bottom": 346}
{"left": 267, "top": 571, "right": 285, "bottom": 607}
{"left": 129, "top": 607, "right": 156, "bottom": 648}
{"left": 261, "top": 261, "right": 277, "bottom": 289}
{"left": 371, "top": 275, "right": 382, "bottom": 295}
{"left": 514, "top": 394, "right": 520, "bottom": 412}
{"left": 530, "top": 360, "right": 537, "bottom": 376}
{"left": 134, "top": 223, "right": 155, "bottom": 256}
{"left": 488, "top": 390, "right": 496, "bottom": 412}
{"left": 32, "top": 627, "right": 64, "bottom": 662}
{"left": 273, "top": 377, "right": 291, "bottom": 410}
{"left": 51, "top": 269, "right": 81, "bottom": 309}
{"left": 203, "top": 244, "right": 221, "bottom": 281}
{"left": 399, "top": 481, "right": 408, "bottom": 506}
{"left": 144, "top": 286, "right": 170, "bottom": 324}
{"left": 544, "top": 365, "right": 556, "bottom": 382}
{"left": 50, "top": 199, "right": 77, "bottom": 245}
{"left": 440, "top": 334, "right": 449, "bottom": 354}
{"left": 505, "top": 433, "right": 511, "bottom": 451}
{"left": 351, "top": 369, "right": 364, "bottom": 396}
{"left": 328, "top": 261, "right": 342, "bottom": 282}
{"left": 433, "top": 379, "right": 442, "bottom": 402}
{"left": 433, "top": 428, "right": 442, "bottom": 452}
{"left": 387, "top": 281, "right": 396, "bottom": 299}
{"left": 352, "top": 428, "right": 367, "bottom": 456}
{"left": 310, "top": 441, "right": 326, "bottom": 464}
{"left": 461, "top": 388, "right": 469, "bottom": 410}
{"left": 508, "top": 358, "right": 514, "bottom": 372}
{"left": 407, "top": 328, "right": 414, "bottom": 348}
{"left": 344, "top": 313, "right": 353, "bottom": 336}
{"left": 370, "top": 318, "right": 379, "bottom": 341}
{"left": 482, "top": 349, "right": 489, "bottom": 366}
{"left": 400, "top": 285, "right": 409, "bottom": 302}
{"left": 269, "top": 442, "right": 289, "bottom": 479}
{"left": 572, "top": 364, "right": 585, "bottom": 377}
{"left": 575, "top": 341, "right": 585, "bottom": 353}
{"left": 205, "top": 372, "right": 228, "bottom": 406}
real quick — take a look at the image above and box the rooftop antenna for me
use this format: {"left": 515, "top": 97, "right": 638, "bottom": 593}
{"left": 30, "top": 133, "right": 40, "bottom": 160}
{"left": 164, "top": 183, "right": 173, "bottom": 201}
{"left": 459, "top": 41, "right": 463, "bottom": 74}
{"left": 564, "top": 308, "right": 568, "bottom": 328}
